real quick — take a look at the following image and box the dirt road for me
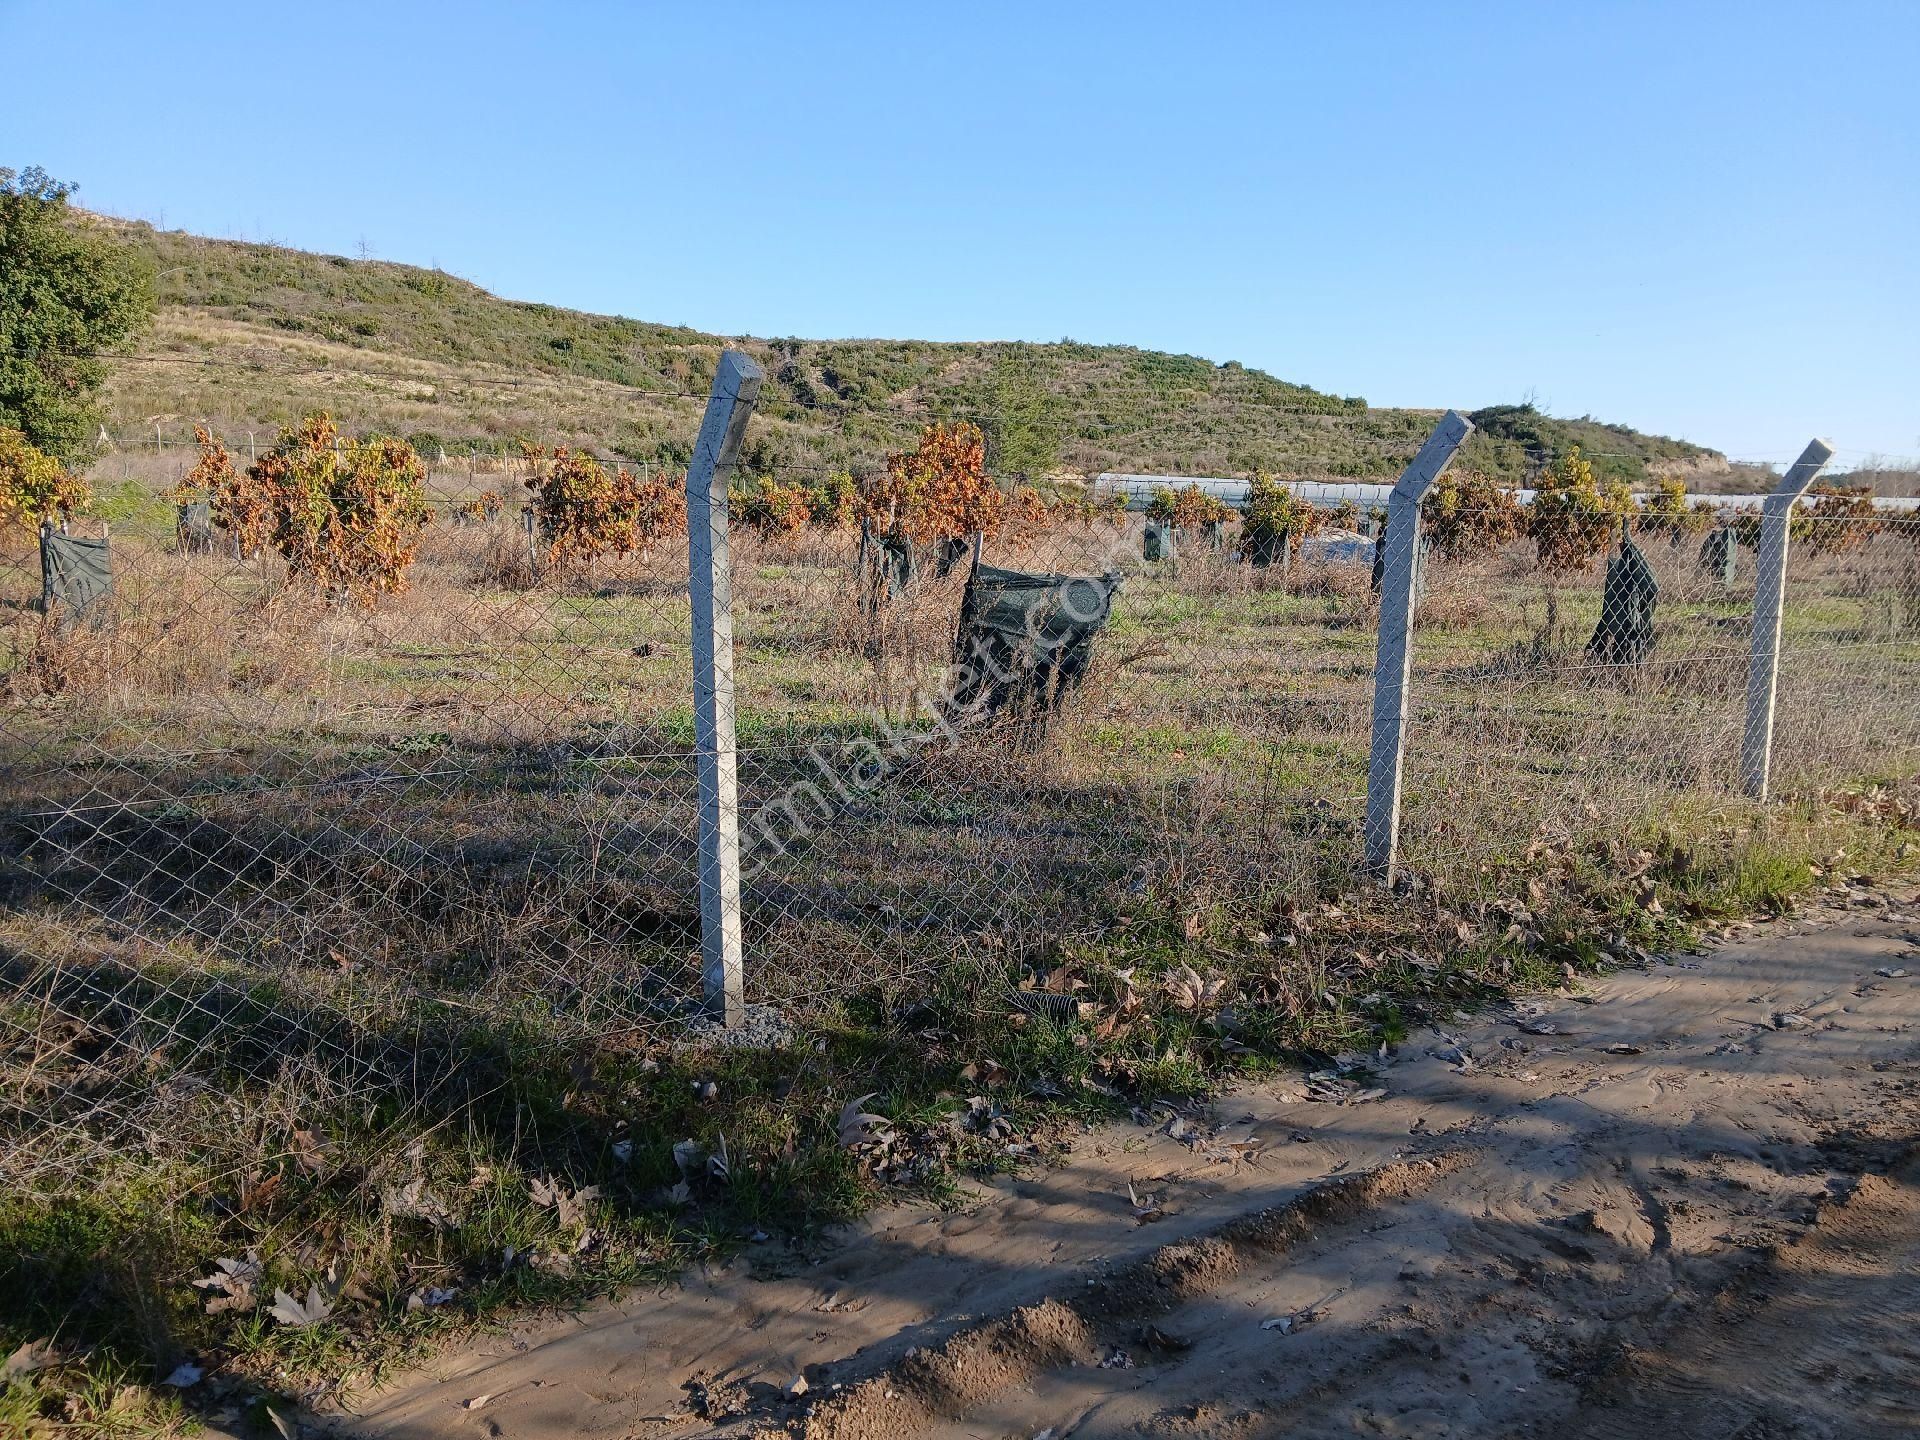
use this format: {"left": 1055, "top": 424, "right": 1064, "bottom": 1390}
{"left": 339, "top": 890, "right": 1920, "bottom": 1440}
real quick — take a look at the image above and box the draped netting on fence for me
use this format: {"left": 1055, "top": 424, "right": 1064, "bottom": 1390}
{"left": 3, "top": 378, "right": 1917, "bottom": 1194}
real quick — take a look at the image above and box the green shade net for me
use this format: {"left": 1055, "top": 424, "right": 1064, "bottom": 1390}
{"left": 1587, "top": 535, "right": 1660, "bottom": 667}
{"left": 857, "top": 522, "right": 917, "bottom": 605}
{"left": 1698, "top": 525, "right": 1737, "bottom": 585}
{"left": 40, "top": 530, "right": 112, "bottom": 628}
{"left": 948, "top": 562, "right": 1122, "bottom": 736}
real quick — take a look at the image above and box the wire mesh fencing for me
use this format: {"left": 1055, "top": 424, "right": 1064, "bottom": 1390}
{"left": 723, "top": 492, "right": 1384, "bottom": 1016}
{"left": 1394, "top": 501, "right": 1920, "bottom": 904}
{"left": 3, "top": 384, "right": 1917, "bottom": 1197}
{"left": 0, "top": 441, "right": 721, "bottom": 1190}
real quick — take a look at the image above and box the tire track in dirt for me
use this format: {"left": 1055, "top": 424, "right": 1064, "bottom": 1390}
{"left": 1566, "top": 1147, "right": 1920, "bottom": 1440}
{"left": 339, "top": 893, "right": 1920, "bottom": 1440}
{"left": 787, "top": 1149, "right": 1478, "bottom": 1440}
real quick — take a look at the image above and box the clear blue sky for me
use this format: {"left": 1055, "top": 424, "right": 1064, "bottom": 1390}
{"left": 4, "top": 0, "right": 1915, "bottom": 464}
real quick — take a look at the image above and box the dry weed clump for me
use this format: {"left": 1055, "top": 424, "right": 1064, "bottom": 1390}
{"left": 1414, "top": 564, "right": 1501, "bottom": 632}
{"left": 0, "top": 611, "right": 116, "bottom": 699}
{"left": 470, "top": 526, "right": 538, "bottom": 590}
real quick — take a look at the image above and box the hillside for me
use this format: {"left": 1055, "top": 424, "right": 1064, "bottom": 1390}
{"left": 93, "top": 215, "right": 1726, "bottom": 487}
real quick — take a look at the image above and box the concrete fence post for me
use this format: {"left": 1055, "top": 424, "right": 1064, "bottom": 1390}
{"left": 1362, "top": 410, "right": 1475, "bottom": 882}
{"left": 1740, "top": 438, "right": 1836, "bottom": 801}
{"left": 686, "top": 350, "right": 764, "bottom": 1028}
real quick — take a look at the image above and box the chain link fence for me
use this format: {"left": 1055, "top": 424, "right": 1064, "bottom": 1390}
{"left": 3, "top": 378, "right": 1916, "bottom": 1194}
{"left": 1397, "top": 503, "right": 1920, "bottom": 902}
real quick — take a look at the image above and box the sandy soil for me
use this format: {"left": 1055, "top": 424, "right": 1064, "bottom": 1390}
{"left": 334, "top": 887, "right": 1920, "bottom": 1440}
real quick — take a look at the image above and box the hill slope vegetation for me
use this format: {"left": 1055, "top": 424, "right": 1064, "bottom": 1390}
{"left": 95, "top": 216, "right": 1724, "bottom": 486}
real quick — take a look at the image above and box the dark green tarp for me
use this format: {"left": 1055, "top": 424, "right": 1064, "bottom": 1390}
{"left": 857, "top": 522, "right": 917, "bottom": 605}
{"left": 934, "top": 535, "right": 972, "bottom": 578}
{"left": 40, "top": 529, "right": 112, "bottom": 627}
{"left": 1587, "top": 535, "right": 1660, "bottom": 667}
{"left": 1368, "top": 530, "right": 1431, "bottom": 599}
{"left": 949, "top": 563, "right": 1122, "bottom": 734}
{"left": 1698, "top": 525, "right": 1736, "bottom": 585}
{"left": 1143, "top": 522, "right": 1174, "bottom": 562}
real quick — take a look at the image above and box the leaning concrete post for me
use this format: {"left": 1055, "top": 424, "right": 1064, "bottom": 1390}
{"left": 1740, "top": 438, "right": 1835, "bottom": 801}
{"left": 687, "top": 351, "right": 764, "bottom": 1027}
{"left": 1362, "top": 410, "right": 1474, "bottom": 882}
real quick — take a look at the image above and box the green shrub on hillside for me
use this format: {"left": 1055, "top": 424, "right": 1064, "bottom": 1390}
{"left": 0, "top": 167, "right": 154, "bottom": 464}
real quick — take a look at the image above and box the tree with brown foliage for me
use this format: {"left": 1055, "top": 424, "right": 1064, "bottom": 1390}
{"left": 1800, "top": 484, "right": 1882, "bottom": 554}
{"left": 523, "top": 446, "right": 685, "bottom": 564}
{"left": 871, "top": 422, "right": 1003, "bottom": 543}
{"left": 1422, "top": 468, "right": 1523, "bottom": 560}
{"left": 251, "top": 415, "right": 434, "bottom": 602}
{"left": 185, "top": 426, "right": 273, "bottom": 558}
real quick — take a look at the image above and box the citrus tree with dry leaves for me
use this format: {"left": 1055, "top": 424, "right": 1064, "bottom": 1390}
{"left": 453, "top": 492, "right": 505, "bottom": 524}
{"left": 1422, "top": 468, "right": 1523, "bottom": 560}
{"left": 1241, "top": 472, "right": 1324, "bottom": 565}
{"left": 1800, "top": 483, "right": 1882, "bottom": 555}
{"left": 523, "top": 446, "right": 686, "bottom": 565}
{"left": 1634, "top": 475, "right": 1713, "bottom": 544}
{"left": 1148, "top": 482, "right": 1234, "bottom": 530}
{"left": 807, "top": 470, "right": 861, "bottom": 528}
{"left": 247, "top": 415, "right": 433, "bottom": 603}
{"left": 732, "top": 476, "right": 813, "bottom": 540}
{"left": 183, "top": 426, "right": 275, "bottom": 558}
{"left": 870, "top": 422, "right": 1005, "bottom": 543}
{"left": 0, "top": 425, "right": 89, "bottom": 530}
{"left": 1528, "top": 446, "right": 1632, "bottom": 571}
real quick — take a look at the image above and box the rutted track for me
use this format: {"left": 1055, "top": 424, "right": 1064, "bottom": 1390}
{"left": 341, "top": 890, "right": 1920, "bottom": 1440}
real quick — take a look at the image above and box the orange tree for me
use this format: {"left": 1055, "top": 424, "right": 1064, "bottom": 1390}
{"left": 0, "top": 425, "right": 88, "bottom": 529}
{"left": 1635, "top": 475, "right": 1712, "bottom": 544}
{"left": 524, "top": 446, "right": 685, "bottom": 564}
{"left": 184, "top": 426, "right": 275, "bottom": 557}
{"left": 250, "top": 414, "right": 434, "bottom": 602}
{"left": 1422, "top": 468, "right": 1523, "bottom": 560}
{"left": 1241, "top": 472, "right": 1323, "bottom": 565}
{"left": 869, "top": 422, "right": 1004, "bottom": 543}
{"left": 1800, "top": 483, "right": 1881, "bottom": 554}
{"left": 1528, "top": 446, "right": 1631, "bottom": 571}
